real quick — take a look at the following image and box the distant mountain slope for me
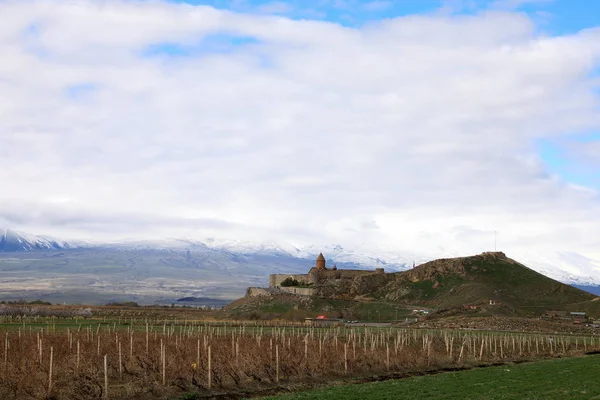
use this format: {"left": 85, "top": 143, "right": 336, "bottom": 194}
{"left": 318, "top": 252, "right": 596, "bottom": 316}
{"left": 0, "top": 229, "right": 74, "bottom": 252}
{"left": 0, "top": 228, "right": 598, "bottom": 308}
{"left": 572, "top": 285, "right": 600, "bottom": 296}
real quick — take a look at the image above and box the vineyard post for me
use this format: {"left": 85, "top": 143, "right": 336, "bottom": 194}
{"left": 344, "top": 343, "right": 348, "bottom": 374}
{"left": 104, "top": 354, "right": 108, "bottom": 399}
{"left": 146, "top": 324, "right": 149, "bottom": 354}
{"left": 4, "top": 332, "right": 7, "bottom": 368}
{"left": 386, "top": 343, "right": 390, "bottom": 371}
{"left": 235, "top": 339, "right": 239, "bottom": 370}
{"left": 479, "top": 338, "right": 485, "bottom": 360}
{"left": 48, "top": 346, "right": 53, "bottom": 394}
{"left": 427, "top": 338, "right": 432, "bottom": 367}
{"left": 276, "top": 344, "right": 279, "bottom": 383}
{"left": 118, "top": 341, "right": 122, "bottom": 379}
{"left": 458, "top": 339, "right": 465, "bottom": 363}
{"left": 208, "top": 345, "right": 212, "bottom": 389}
{"left": 162, "top": 343, "right": 166, "bottom": 385}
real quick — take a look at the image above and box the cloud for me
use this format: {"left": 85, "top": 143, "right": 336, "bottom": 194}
{"left": 0, "top": 0, "right": 600, "bottom": 270}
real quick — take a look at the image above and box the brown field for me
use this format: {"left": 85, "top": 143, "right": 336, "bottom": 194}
{"left": 0, "top": 314, "right": 598, "bottom": 399}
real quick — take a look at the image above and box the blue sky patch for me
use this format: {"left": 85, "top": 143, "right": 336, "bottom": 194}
{"left": 165, "top": 0, "right": 600, "bottom": 33}
{"left": 142, "top": 33, "right": 261, "bottom": 58}
{"left": 536, "top": 135, "right": 600, "bottom": 189}
{"left": 65, "top": 83, "right": 98, "bottom": 100}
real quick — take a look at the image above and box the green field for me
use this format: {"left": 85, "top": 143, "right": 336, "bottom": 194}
{"left": 264, "top": 355, "right": 600, "bottom": 400}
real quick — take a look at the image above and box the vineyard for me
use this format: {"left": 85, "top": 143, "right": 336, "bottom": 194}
{"left": 0, "top": 317, "right": 598, "bottom": 399}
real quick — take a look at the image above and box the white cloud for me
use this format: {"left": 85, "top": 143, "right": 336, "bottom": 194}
{"left": 0, "top": 0, "right": 600, "bottom": 272}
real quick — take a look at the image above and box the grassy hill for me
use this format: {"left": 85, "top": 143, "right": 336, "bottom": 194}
{"left": 324, "top": 252, "right": 595, "bottom": 315}
{"left": 230, "top": 252, "right": 597, "bottom": 319}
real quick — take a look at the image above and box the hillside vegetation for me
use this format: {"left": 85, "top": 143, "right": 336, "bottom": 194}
{"left": 354, "top": 252, "right": 595, "bottom": 314}
{"left": 233, "top": 252, "right": 597, "bottom": 319}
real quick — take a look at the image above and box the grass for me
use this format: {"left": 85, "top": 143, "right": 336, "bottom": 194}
{"left": 264, "top": 355, "right": 600, "bottom": 400}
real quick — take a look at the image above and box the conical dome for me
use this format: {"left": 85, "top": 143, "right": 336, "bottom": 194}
{"left": 316, "top": 253, "right": 326, "bottom": 270}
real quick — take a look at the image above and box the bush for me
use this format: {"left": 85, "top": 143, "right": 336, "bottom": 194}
{"left": 280, "top": 277, "right": 300, "bottom": 287}
{"left": 105, "top": 301, "right": 139, "bottom": 307}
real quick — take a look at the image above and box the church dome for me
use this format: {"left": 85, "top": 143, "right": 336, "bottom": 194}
{"left": 316, "top": 253, "right": 326, "bottom": 270}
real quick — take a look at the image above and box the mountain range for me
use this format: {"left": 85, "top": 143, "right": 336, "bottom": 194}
{"left": 0, "top": 229, "right": 75, "bottom": 252}
{"left": 0, "top": 228, "right": 599, "bottom": 303}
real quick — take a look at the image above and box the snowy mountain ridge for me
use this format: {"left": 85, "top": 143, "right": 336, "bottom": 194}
{"left": 0, "top": 229, "right": 76, "bottom": 252}
{"left": 2, "top": 229, "right": 600, "bottom": 286}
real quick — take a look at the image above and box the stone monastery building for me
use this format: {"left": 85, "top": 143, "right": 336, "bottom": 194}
{"left": 269, "top": 253, "right": 385, "bottom": 288}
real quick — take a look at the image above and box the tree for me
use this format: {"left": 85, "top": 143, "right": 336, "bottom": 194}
{"left": 280, "top": 277, "right": 300, "bottom": 287}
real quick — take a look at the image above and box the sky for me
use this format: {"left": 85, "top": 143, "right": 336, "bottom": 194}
{"left": 0, "top": 0, "right": 599, "bottom": 269}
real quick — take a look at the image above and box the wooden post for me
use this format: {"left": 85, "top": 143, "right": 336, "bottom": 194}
{"left": 146, "top": 324, "right": 149, "bottom": 354}
{"left": 77, "top": 340, "right": 80, "bottom": 371}
{"left": 235, "top": 340, "right": 239, "bottom": 369}
{"left": 48, "top": 346, "right": 53, "bottom": 393}
{"left": 162, "top": 340, "right": 166, "bottom": 385}
{"left": 386, "top": 343, "right": 390, "bottom": 371}
{"left": 104, "top": 354, "right": 108, "bottom": 399}
{"left": 4, "top": 333, "right": 8, "bottom": 367}
{"left": 276, "top": 344, "right": 279, "bottom": 383}
{"left": 479, "top": 338, "right": 485, "bottom": 360}
{"left": 197, "top": 339, "right": 200, "bottom": 368}
{"left": 118, "top": 342, "right": 122, "bottom": 379}
{"left": 344, "top": 343, "right": 348, "bottom": 374}
{"left": 304, "top": 335, "right": 308, "bottom": 361}
{"left": 427, "top": 339, "right": 432, "bottom": 367}
{"left": 458, "top": 340, "right": 465, "bottom": 363}
{"left": 207, "top": 345, "right": 212, "bottom": 389}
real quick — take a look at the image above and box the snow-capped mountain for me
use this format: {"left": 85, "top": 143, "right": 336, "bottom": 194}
{"left": 0, "top": 229, "right": 75, "bottom": 252}
{"left": 1, "top": 229, "right": 599, "bottom": 304}
{"left": 123, "top": 236, "right": 600, "bottom": 286}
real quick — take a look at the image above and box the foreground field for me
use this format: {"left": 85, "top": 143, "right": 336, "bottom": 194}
{"left": 0, "top": 315, "right": 599, "bottom": 399}
{"left": 265, "top": 355, "right": 600, "bottom": 400}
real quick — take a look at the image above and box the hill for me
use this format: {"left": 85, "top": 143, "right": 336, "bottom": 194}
{"left": 234, "top": 252, "right": 597, "bottom": 319}
{"left": 351, "top": 252, "right": 595, "bottom": 314}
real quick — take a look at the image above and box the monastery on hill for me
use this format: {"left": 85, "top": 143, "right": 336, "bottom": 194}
{"left": 246, "top": 253, "right": 385, "bottom": 297}
{"left": 269, "top": 252, "right": 385, "bottom": 287}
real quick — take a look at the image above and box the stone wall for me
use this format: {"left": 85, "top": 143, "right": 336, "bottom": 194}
{"left": 316, "top": 269, "right": 378, "bottom": 281}
{"left": 270, "top": 269, "right": 385, "bottom": 287}
{"left": 246, "top": 287, "right": 278, "bottom": 297}
{"left": 279, "top": 287, "right": 315, "bottom": 296}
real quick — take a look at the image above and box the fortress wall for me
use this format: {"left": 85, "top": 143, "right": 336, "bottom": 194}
{"left": 269, "top": 274, "right": 311, "bottom": 287}
{"left": 246, "top": 287, "right": 277, "bottom": 297}
{"left": 279, "top": 287, "right": 315, "bottom": 296}
{"left": 317, "top": 269, "right": 378, "bottom": 280}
